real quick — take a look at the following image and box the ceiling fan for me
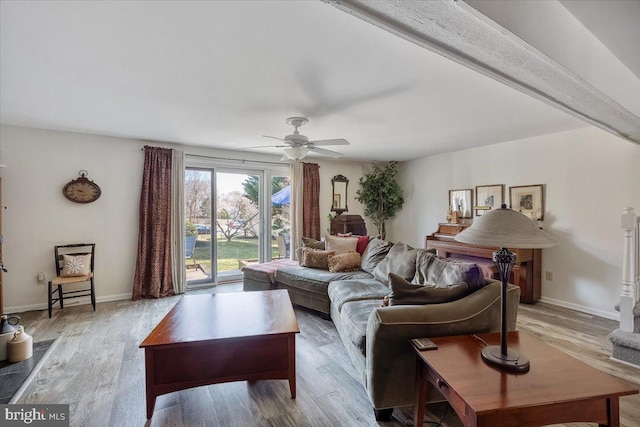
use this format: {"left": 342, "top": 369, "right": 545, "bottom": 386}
{"left": 247, "top": 117, "right": 349, "bottom": 161}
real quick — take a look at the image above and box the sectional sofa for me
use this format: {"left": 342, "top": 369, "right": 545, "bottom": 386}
{"left": 242, "top": 237, "right": 520, "bottom": 419}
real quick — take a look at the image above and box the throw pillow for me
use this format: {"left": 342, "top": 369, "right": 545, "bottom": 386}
{"left": 413, "top": 252, "right": 485, "bottom": 292}
{"left": 328, "top": 252, "right": 362, "bottom": 273}
{"left": 300, "top": 248, "right": 335, "bottom": 270}
{"left": 302, "top": 237, "right": 325, "bottom": 250}
{"left": 325, "top": 234, "right": 358, "bottom": 254}
{"left": 388, "top": 273, "right": 468, "bottom": 306}
{"left": 355, "top": 236, "right": 369, "bottom": 255}
{"left": 360, "top": 237, "right": 393, "bottom": 274}
{"left": 372, "top": 242, "right": 418, "bottom": 286}
{"left": 61, "top": 254, "right": 92, "bottom": 277}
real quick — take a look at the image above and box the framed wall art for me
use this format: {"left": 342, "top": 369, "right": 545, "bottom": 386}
{"left": 449, "top": 189, "right": 473, "bottom": 219}
{"left": 509, "top": 184, "right": 544, "bottom": 220}
{"left": 474, "top": 184, "right": 504, "bottom": 216}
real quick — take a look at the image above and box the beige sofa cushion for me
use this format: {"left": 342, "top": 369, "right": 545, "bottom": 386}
{"left": 301, "top": 248, "right": 335, "bottom": 270}
{"left": 328, "top": 252, "right": 362, "bottom": 273}
{"left": 325, "top": 235, "right": 358, "bottom": 254}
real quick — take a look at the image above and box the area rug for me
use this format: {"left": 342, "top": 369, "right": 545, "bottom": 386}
{"left": 0, "top": 339, "right": 58, "bottom": 404}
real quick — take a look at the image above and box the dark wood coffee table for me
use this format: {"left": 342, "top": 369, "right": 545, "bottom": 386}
{"left": 140, "top": 290, "right": 299, "bottom": 419}
{"left": 413, "top": 331, "right": 638, "bottom": 427}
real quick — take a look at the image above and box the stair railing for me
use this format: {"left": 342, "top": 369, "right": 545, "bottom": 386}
{"left": 620, "top": 207, "right": 639, "bottom": 332}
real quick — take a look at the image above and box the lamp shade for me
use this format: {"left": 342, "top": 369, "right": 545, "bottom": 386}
{"left": 455, "top": 207, "right": 559, "bottom": 249}
{"left": 283, "top": 147, "right": 309, "bottom": 160}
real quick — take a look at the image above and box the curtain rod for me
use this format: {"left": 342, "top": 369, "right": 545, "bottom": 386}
{"left": 186, "top": 153, "right": 285, "bottom": 166}
{"left": 139, "top": 147, "right": 285, "bottom": 166}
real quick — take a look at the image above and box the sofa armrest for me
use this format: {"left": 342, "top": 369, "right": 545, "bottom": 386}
{"left": 364, "top": 281, "right": 520, "bottom": 409}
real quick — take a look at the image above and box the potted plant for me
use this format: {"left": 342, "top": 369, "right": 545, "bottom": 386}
{"left": 355, "top": 161, "right": 404, "bottom": 239}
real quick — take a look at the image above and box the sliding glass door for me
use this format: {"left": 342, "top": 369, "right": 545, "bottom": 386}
{"left": 185, "top": 161, "right": 289, "bottom": 286}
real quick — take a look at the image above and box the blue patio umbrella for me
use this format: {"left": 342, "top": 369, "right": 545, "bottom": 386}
{"left": 271, "top": 186, "right": 291, "bottom": 205}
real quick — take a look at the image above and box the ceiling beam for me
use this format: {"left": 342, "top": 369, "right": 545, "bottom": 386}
{"left": 327, "top": 0, "right": 640, "bottom": 145}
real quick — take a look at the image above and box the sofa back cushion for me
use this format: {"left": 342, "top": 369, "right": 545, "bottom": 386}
{"left": 412, "top": 251, "right": 484, "bottom": 292}
{"left": 328, "top": 252, "right": 362, "bottom": 273}
{"left": 302, "top": 237, "right": 325, "bottom": 250}
{"left": 300, "top": 248, "right": 335, "bottom": 270}
{"left": 388, "top": 273, "right": 469, "bottom": 305}
{"left": 325, "top": 234, "right": 358, "bottom": 254}
{"left": 360, "top": 237, "right": 393, "bottom": 274}
{"left": 373, "top": 242, "right": 418, "bottom": 286}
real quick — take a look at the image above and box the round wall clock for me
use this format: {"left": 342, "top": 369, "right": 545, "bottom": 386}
{"left": 63, "top": 170, "right": 101, "bottom": 204}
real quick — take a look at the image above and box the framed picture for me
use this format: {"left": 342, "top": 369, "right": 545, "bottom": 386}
{"left": 333, "top": 194, "right": 341, "bottom": 210}
{"left": 509, "top": 184, "right": 544, "bottom": 220}
{"left": 475, "top": 184, "right": 504, "bottom": 216}
{"left": 449, "top": 189, "right": 473, "bottom": 219}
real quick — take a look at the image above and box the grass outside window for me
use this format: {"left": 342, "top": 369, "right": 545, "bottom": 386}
{"left": 193, "top": 236, "right": 280, "bottom": 272}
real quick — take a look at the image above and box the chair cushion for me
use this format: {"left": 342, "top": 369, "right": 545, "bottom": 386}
{"left": 328, "top": 252, "right": 361, "bottom": 273}
{"left": 52, "top": 273, "right": 93, "bottom": 285}
{"left": 328, "top": 279, "right": 391, "bottom": 311}
{"left": 61, "top": 254, "right": 91, "bottom": 277}
{"left": 388, "top": 273, "right": 468, "bottom": 305}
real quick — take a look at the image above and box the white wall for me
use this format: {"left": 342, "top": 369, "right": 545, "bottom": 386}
{"left": 390, "top": 126, "right": 640, "bottom": 319}
{"left": 0, "top": 125, "right": 370, "bottom": 312}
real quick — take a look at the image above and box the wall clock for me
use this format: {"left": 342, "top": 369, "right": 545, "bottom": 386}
{"left": 63, "top": 170, "right": 101, "bottom": 204}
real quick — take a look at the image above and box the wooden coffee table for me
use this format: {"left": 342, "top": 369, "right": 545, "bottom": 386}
{"left": 414, "top": 331, "right": 638, "bottom": 427}
{"left": 140, "top": 290, "right": 299, "bottom": 419}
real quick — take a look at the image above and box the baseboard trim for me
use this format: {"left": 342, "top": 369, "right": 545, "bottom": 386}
{"left": 4, "top": 293, "right": 132, "bottom": 314}
{"left": 609, "top": 356, "right": 640, "bottom": 370}
{"left": 539, "top": 296, "right": 620, "bottom": 321}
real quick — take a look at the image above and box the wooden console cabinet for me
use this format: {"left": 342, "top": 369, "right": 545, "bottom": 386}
{"left": 331, "top": 214, "right": 367, "bottom": 236}
{"left": 426, "top": 223, "right": 542, "bottom": 303}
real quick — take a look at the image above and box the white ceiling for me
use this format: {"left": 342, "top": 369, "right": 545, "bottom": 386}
{"left": 559, "top": 0, "right": 640, "bottom": 79}
{"left": 0, "top": 0, "right": 588, "bottom": 161}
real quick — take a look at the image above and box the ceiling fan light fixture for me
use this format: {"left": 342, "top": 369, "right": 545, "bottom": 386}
{"left": 283, "top": 146, "right": 309, "bottom": 160}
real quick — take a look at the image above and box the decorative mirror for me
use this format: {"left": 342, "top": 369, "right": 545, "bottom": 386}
{"left": 331, "top": 175, "right": 348, "bottom": 215}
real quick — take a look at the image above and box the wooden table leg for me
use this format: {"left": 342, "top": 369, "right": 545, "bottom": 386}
{"left": 601, "top": 397, "right": 620, "bottom": 427}
{"left": 288, "top": 334, "right": 296, "bottom": 399}
{"left": 145, "top": 349, "right": 157, "bottom": 419}
{"left": 414, "top": 357, "right": 427, "bottom": 427}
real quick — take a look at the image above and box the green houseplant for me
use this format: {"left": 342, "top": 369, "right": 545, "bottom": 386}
{"left": 355, "top": 161, "right": 404, "bottom": 239}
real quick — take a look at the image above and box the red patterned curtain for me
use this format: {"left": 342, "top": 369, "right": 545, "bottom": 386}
{"left": 132, "top": 146, "right": 174, "bottom": 300}
{"left": 303, "top": 163, "right": 321, "bottom": 240}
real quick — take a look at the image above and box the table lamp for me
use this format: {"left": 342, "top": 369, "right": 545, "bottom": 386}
{"left": 455, "top": 205, "right": 558, "bottom": 373}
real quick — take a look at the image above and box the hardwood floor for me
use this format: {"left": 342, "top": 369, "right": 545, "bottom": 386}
{"left": 13, "top": 284, "right": 640, "bottom": 427}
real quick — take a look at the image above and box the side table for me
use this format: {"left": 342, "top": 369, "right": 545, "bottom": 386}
{"left": 413, "top": 332, "right": 638, "bottom": 427}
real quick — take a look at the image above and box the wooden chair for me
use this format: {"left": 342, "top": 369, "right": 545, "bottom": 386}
{"left": 48, "top": 243, "right": 95, "bottom": 318}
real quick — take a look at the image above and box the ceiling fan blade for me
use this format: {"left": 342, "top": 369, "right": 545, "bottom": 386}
{"left": 308, "top": 138, "right": 349, "bottom": 146}
{"left": 309, "top": 147, "right": 343, "bottom": 158}
{"left": 242, "top": 144, "right": 288, "bottom": 149}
